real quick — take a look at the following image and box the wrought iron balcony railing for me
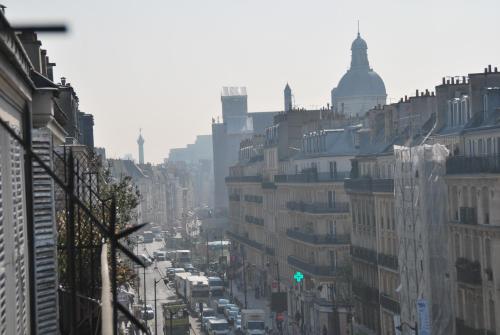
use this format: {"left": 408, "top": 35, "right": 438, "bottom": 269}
{"left": 351, "top": 246, "right": 377, "bottom": 265}
{"left": 274, "top": 171, "right": 350, "bottom": 183}
{"left": 344, "top": 177, "right": 394, "bottom": 193}
{"left": 244, "top": 195, "right": 263, "bottom": 203}
{"left": 447, "top": 154, "right": 500, "bottom": 175}
{"left": 456, "top": 257, "right": 482, "bottom": 285}
{"left": 286, "top": 229, "right": 350, "bottom": 245}
{"left": 225, "top": 175, "right": 263, "bottom": 183}
{"left": 226, "top": 230, "right": 264, "bottom": 251}
{"left": 287, "top": 255, "right": 336, "bottom": 277}
{"left": 378, "top": 253, "right": 398, "bottom": 270}
{"left": 244, "top": 215, "right": 264, "bottom": 226}
{"left": 286, "top": 201, "right": 350, "bottom": 214}
{"left": 379, "top": 293, "right": 400, "bottom": 314}
{"left": 352, "top": 280, "right": 379, "bottom": 304}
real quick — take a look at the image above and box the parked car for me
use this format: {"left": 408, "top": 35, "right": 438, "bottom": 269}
{"left": 140, "top": 304, "right": 154, "bottom": 320}
{"left": 215, "top": 298, "right": 230, "bottom": 314}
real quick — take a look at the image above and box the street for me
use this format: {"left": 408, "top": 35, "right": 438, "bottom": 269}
{"left": 137, "top": 240, "right": 205, "bottom": 335}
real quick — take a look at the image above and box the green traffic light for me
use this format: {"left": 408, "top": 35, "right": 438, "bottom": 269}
{"left": 294, "top": 271, "right": 304, "bottom": 283}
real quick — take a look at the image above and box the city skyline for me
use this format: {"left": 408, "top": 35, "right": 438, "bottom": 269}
{"left": 5, "top": 0, "right": 500, "bottom": 163}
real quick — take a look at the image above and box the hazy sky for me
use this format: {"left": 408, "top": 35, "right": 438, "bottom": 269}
{"left": 6, "top": 0, "right": 500, "bottom": 163}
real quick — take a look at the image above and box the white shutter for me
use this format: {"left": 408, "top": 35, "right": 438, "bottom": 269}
{"left": 32, "top": 129, "right": 59, "bottom": 334}
{"left": 10, "top": 132, "right": 28, "bottom": 334}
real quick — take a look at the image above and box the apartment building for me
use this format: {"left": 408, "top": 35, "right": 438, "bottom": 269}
{"left": 440, "top": 66, "right": 500, "bottom": 335}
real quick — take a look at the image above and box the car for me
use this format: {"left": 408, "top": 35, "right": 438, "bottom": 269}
{"left": 201, "top": 308, "right": 216, "bottom": 329}
{"left": 154, "top": 236, "right": 163, "bottom": 242}
{"left": 154, "top": 251, "right": 166, "bottom": 261}
{"left": 203, "top": 316, "right": 216, "bottom": 330}
{"left": 223, "top": 304, "right": 237, "bottom": 317}
{"left": 215, "top": 298, "right": 230, "bottom": 314}
{"left": 206, "top": 318, "right": 229, "bottom": 335}
{"left": 140, "top": 304, "right": 154, "bottom": 320}
{"left": 234, "top": 317, "right": 242, "bottom": 333}
{"left": 227, "top": 310, "right": 239, "bottom": 324}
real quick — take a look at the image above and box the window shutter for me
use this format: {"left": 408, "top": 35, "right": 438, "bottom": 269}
{"left": 32, "top": 129, "right": 59, "bottom": 334}
{"left": 10, "top": 131, "right": 28, "bottom": 334}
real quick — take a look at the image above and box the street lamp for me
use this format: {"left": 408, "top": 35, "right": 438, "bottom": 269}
{"left": 153, "top": 266, "right": 169, "bottom": 335}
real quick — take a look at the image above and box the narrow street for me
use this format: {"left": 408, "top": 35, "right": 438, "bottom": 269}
{"left": 136, "top": 240, "right": 205, "bottom": 335}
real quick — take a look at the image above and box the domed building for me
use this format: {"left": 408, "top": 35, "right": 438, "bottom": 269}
{"left": 331, "top": 32, "right": 387, "bottom": 117}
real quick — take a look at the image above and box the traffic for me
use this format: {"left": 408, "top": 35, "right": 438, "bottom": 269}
{"left": 134, "top": 227, "right": 267, "bottom": 335}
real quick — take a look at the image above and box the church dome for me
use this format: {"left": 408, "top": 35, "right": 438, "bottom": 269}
{"left": 332, "top": 32, "right": 386, "bottom": 99}
{"left": 332, "top": 68, "right": 386, "bottom": 98}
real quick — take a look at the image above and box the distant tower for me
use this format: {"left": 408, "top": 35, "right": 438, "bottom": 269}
{"left": 137, "top": 129, "right": 145, "bottom": 164}
{"left": 284, "top": 83, "right": 292, "bottom": 112}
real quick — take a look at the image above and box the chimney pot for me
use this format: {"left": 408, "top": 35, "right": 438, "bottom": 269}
{"left": 489, "top": 64, "right": 492, "bottom": 72}
{"left": 495, "top": 67, "right": 498, "bottom": 73}
{"left": 416, "top": 89, "right": 419, "bottom": 96}
{"left": 61, "top": 77, "right": 66, "bottom": 85}
{"left": 485, "top": 68, "right": 488, "bottom": 73}
{"left": 442, "top": 77, "right": 445, "bottom": 85}
{"left": 405, "top": 95, "right": 408, "bottom": 102}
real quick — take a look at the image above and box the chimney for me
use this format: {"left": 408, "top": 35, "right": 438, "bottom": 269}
{"left": 442, "top": 77, "right": 445, "bottom": 85}
{"left": 495, "top": 67, "right": 498, "bottom": 73}
{"left": 462, "top": 76, "right": 466, "bottom": 84}
{"left": 17, "top": 31, "right": 42, "bottom": 72}
{"left": 40, "top": 49, "right": 47, "bottom": 76}
{"left": 405, "top": 95, "right": 408, "bottom": 102}
{"left": 488, "top": 64, "right": 492, "bottom": 73}
{"left": 451, "top": 77, "right": 455, "bottom": 85}
{"left": 416, "top": 89, "right": 419, "bottom": 97}
{"left": 485, "top": 67, "right": 488, "bottom": 73}
{"left": 47, "top": 60, "right": 55, "bottom": 81}
{"left": 447, "top": 79, "right": 450, "bottom": 84}
{"left": 61, "top": 77, "right": 66, "bottom": 86}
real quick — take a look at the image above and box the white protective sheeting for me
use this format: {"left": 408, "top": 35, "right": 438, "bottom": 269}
{"left": 394, "top": 144, "right": 453, "bottom": 335}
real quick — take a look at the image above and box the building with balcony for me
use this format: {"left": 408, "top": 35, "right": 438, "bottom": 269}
{"left": 443, "top": 66, "right": 500, "bottom": 335}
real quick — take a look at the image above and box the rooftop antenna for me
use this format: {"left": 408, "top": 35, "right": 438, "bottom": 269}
{"left": 357, "top": 20, "right": 360, "bottom": 36}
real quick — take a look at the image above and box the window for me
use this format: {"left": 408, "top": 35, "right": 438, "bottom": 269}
{"left": 328, "top": 191, "right": 335, "bottom": 208}
{"left": 328, "top": 221, "right": 337, "bottom": 236}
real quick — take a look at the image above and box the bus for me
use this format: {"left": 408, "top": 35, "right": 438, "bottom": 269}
{"left": 174, "top": 250, "right": 191, "bottom": 267}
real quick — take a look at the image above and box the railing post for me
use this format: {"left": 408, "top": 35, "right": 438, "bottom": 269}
{"left": 67, "top": 149, "right": 77, "bottom": 335}
{"left": 110, "top": 195, "right": 118, "bottom": 335}
{"left": 22, "top": 104, "right": 37, "bottom": 335}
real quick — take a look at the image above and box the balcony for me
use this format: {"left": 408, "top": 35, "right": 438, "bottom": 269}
{"left": 447, "top": 154, "right": 500, "bottom": 175}
{"left": 274, "top": 171, "right": 350, "bottom": 183}
{"left": 379, "top": 293, "right": 400, "bottom": 314}
{"left": 244, "top": 215, "right": 264, "bottom": 226}
{"left": 261, "top": 181, "right": 277, "bottom": 189}
{"left": 287, "top": 255, "right": 336, "bottom": 277}
{"left": 456, "top": 257, "right": 482, "bottom": 285}
{"left": 351, "top": 246, "right": 377, "bottom": 265}
{"left": 265, "top": 246, "right": 275, "bottom": 256}
{"left": 286, "top": 201, "right": 350, "bottom": 214}
{"left": 455, "top": 318, "right": 490, "bottom": 335}
{"left": 229, "top": 194, "right": 240, "bottom": 202}
{"left": 226, "top": 230, "right": 263, "bottom": 251}
{"left": 378, "top": 253, "right": 398, "bottom": 271}
{"left": 286, "top": 229, "right": 350, "bottom": 245}
{"left": 352, "top": 280, "right": 379, "bottom": 304}
{"left": 344, "top": 178, "right": 394, "bottom": 193}
{"left": 458, "top": 207, "right": 477, "bottom": 225}
{"left": 244, "top": 195, "right": 263, "bottom": 204}
{"left": 225, "top": 175, "right": 263, "bottom": 183}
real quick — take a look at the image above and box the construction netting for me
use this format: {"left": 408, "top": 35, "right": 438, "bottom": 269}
{"left": 394, "top": 144, "right": 453, "bottom": 335}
